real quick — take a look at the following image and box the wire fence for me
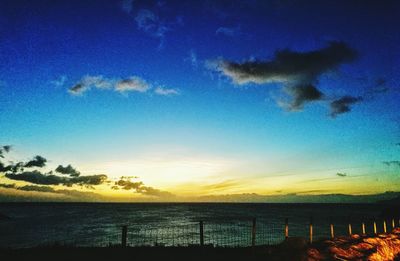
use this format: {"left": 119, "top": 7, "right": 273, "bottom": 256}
{"left": 0, "top": 216, "right": 399, "bottom": 248}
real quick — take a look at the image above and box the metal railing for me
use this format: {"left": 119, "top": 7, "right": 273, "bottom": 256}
{"left": 0, "top": 217, "right": 398, "bottom": 248}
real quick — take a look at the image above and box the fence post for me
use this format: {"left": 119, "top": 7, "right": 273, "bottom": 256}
{"left": 121, "top": 225, "right": 127, "bottom": 247}
{"left": 348, "top": 223, "right": 352, "bottom": 236}
{"left": 373, "top": 220, "right": 377, "bottom": 235}
{"left": 309, "top": 217, "right": 313, "bottom": 244}
{"left": 330, "top": 222, "right": 334, "bottom": 239}
{"left": 362, "top": 222, "right": 366, "bottom": 235}
{"left": 199, "top": 221, "right": 204, "bottom": 246}
{"left": 285, "top": 218, "right": 289, "bottom": 240}
{"left": 383, "top": 220, "right": 387, "bottom": 233}
{"left": 251, "top": 218, "right": 256, "bottom": 247}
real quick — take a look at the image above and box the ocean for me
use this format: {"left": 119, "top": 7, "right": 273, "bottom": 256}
{"left": 0, "top": 203, "right": 393, "bottom": 248}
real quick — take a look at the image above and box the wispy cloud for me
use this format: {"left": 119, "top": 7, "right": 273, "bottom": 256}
{"left": 185, "top": 49, "right": 198, "bottom": 68}
{"left": 68, "top": 75, "right": 179, "bottom": 97}
{"left": 154, "top": 86, "right": 180, "bottom": 96}
{"left": 135, "top": 9, "right": 169, "bottom": 40}
{"left": 68, "top": 75, "right": 112, "bottom": 95}
{"left": 119, "top": 0, "right": 182, "bottom": 49}
{"left": 115, "top": 77, "right": 151, "bottom": 93}
{"left": 216, "top": 25, "right": 242, "bottom": 37}
{"left": 383, "top": 161, "right": 400, "bottom": 167}
{"left": 120, "top": 0, "right": 134, "bottom": 14}
{"left": 50, "top": 75, "right": 67, "bottom": 87}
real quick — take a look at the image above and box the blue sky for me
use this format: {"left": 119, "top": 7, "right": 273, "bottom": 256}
{"left": 0, "top": 0, "right": 399, "bottom": 201}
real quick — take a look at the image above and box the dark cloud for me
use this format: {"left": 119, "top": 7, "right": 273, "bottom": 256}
{"left": 329, "top": 96, "right": 363, "bottom": 118}
{"left": 364, "top": 77, "right": 391, "bottom": 100}
{"left": 137, "top": 186, "right": 174, "bottom": 197}
{"left": 336, "top": 172, "right": 347, "bottom": 177}
{"left": 55, "top": 164, "right": 80, "bottom": 177}
{"left": 0, "top": 145, "right": 11, "bottom": 158}
{"left": 5, "top": 171, "right": 108, "bottom": 187}
{"left": 0, "top": 162, "right": 13, "bottom": 172}
{"left": 113, "top": 177, "right": 174, "bottom": 198}
{"left": 8, "top": 162, "right": 24, "bottom": 173}
{"left": 280, "top": 84, "right": 324, "bottom": 111}
{"left": 24, "top": 155, "right": 47, "bottom": 168}
{"left": 115, "top": 178, "right": 143, "bottom": 190}
{"left": 69, "top": 83, "right": 85, "bottom": 94}
{"left": 71, "top": 175, "right": 108, "bottom": 186}
{"left": 371, "top": 77, "right": 390, "bottom": 94}
{"left": 383, "top": 161, "right": 400, "bottom": 167}
{"left": 213, "top": 41, "right": 357, "bottom": 85}
{"left": 211, "top": 41, "right": 359, "bottom": 115}
{"left": 5, "top": 171, "right": 65, "bottom": 185}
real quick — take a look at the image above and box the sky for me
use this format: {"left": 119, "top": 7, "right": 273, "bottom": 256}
{"left": 0, "top": 0, "right": 399, "bottom": 202}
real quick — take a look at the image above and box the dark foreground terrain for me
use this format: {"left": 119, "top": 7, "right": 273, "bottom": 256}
{"left": 2, "top": 229, "right": 400, "bottom": 261}
{"left": 0, "top": 245, "right": 302, "bottom": 261}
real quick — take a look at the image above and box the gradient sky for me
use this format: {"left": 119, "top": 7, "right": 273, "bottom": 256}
{"left": 0, "top": 0, "right": 399, "bottom": 202}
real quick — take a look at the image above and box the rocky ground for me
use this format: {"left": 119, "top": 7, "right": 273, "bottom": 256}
{"left": 307, "top": 228, "right": 400, "bottom": 260}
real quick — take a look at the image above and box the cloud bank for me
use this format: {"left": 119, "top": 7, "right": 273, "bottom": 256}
{"left": 0, "top": 145, "right": 173, "bottom": 199}
{"left": 5, "top": 171, "right": 107, "bottom": 187}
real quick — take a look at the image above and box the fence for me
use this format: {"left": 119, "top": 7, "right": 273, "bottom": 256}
{"left": 0, "top": 217, "right": 399, "bottom": 248}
